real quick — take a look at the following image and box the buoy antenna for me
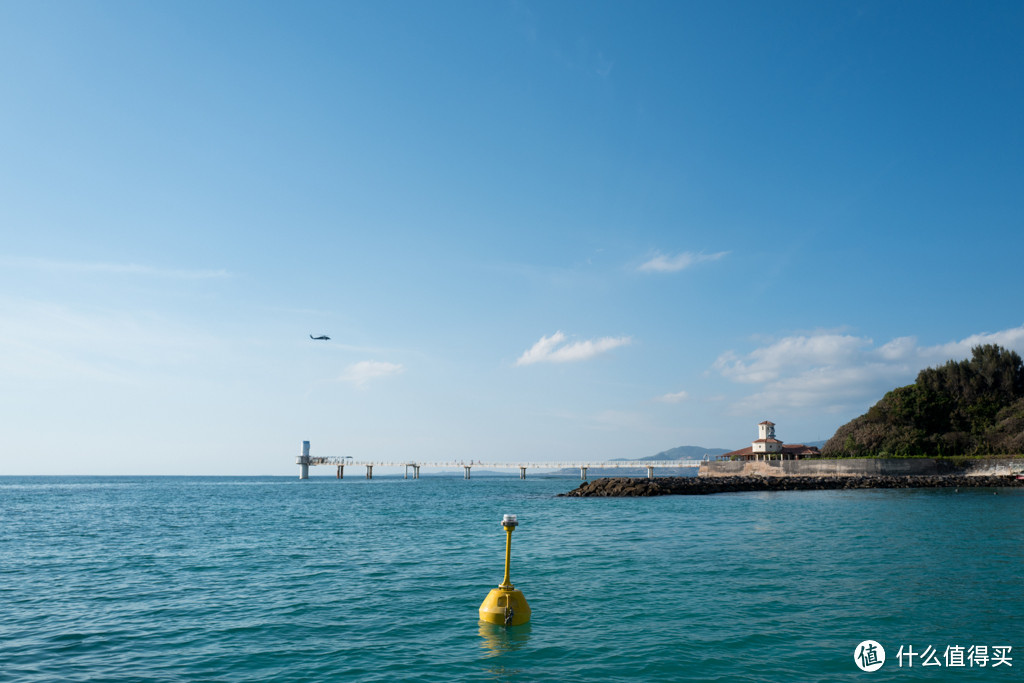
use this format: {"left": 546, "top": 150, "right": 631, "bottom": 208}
{"left": 500, "top": 514, "right": 517, "bottom": 588}
{"left": 478, "top": 513, "right": 531, "bottom": 626}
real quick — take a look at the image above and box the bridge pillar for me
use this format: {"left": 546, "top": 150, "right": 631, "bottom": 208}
{"left": 519, "top": 466, "right": 527, "bottom": 479}
{"left": 464, "top": 466, "right": 472, "bottom": 480}
{"left": 337, "top": 465, "right": 343, "bottom": 479}
{"left": 646, "top": 466, "right": 654, "bottom": 479}
{"left": 414, "top": 465, "right": 420, "bottom": 479}
{"left": 297, "top": 440, "right": 311, "bottom": 480}
{"left": 581, "top": 466, "right": 588, "bottom": 480}
{"left": 367, "top": 465, "right": 373, "bottom": 479}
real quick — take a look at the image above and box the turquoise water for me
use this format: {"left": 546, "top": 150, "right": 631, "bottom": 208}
{"left": 1, "top": 476, "right": 1021, "bottom": 681}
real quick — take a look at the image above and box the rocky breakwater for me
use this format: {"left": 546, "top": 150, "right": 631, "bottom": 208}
{"left": 560, "top": 475, "right": 1024, "bottom": 497}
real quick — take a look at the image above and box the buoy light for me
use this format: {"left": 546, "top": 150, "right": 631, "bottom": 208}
{"left": 478, "top": 513, "right": 531, "bottom": 626}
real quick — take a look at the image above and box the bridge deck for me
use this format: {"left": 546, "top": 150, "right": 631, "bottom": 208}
{"left": 307, "top": 459, "right": 703, "bottom": 468}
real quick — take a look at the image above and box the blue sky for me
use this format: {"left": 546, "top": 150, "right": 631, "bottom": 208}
{"left": 2, "top": 1, "right": 1022, "bottom": 474}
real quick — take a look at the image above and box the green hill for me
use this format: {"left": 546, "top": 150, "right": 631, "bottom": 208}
{"left": 823, "top": 344, "right": 1024, "bottom": 457}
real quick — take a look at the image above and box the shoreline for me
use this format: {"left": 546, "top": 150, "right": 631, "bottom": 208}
{"left": 560, "top": 474, "right": 1024, "bottom": 497}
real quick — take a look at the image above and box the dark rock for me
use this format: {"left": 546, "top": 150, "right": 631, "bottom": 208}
{"left": 558, "top": 475, "right": 1024, "bottom": 497}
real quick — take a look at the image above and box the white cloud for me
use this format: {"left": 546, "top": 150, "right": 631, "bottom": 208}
{"left": 0, "top": 256, "right": 230, "bottom": 279}
{"left": 877, "top": 336, "right": 917, "bottom": 361}
{"left": 0, "top": 298, "right": 220, "bottom": 383}
{"left": 713, "top": 325, "right": 1024, "bottom": 414}
{"left": 595, "top": 53, "right": 614, "bottom": 78}
{"left": 656, "top": 390, "right": 689, "bottom": 403}
{"left": 515, "top": 331, "right": 631, "bottom": 366}
{"left": 928, "top": 327, "right": 1024, "bottom": 362}
{"left": 338, "top": 360, "right": 404, "bottom": 387}
{"left": 713, "top": 334, "right": 874, "bottom": 384}
{"left": 638, "top": 250, "right": 729, "bottom": 273}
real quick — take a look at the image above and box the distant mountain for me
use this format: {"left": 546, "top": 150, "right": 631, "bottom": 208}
{"left": 641, "top": 445, "right": 732, "bottom": 460}
{"left": 610, "top": 445, "right": 732, "bottom": 461}
{"left": 608, "top": 440, "right": 824, "bottom": 464}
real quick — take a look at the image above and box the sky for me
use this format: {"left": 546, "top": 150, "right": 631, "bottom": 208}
{"left": 1, "top": 1, "right": 1022, "bottom": 475}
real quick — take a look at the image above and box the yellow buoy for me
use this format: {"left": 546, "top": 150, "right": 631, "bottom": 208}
{"left": 479, "top": 514, "right": 531, "bottom": 626}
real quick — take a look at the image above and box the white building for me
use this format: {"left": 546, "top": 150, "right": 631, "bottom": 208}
{"left": 723, "top": 421, "right": 820, "bottom": 461}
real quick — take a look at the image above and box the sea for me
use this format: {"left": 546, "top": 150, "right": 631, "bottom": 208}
{"left": 1, "top": 474, "right": 1021, "bottom": 682}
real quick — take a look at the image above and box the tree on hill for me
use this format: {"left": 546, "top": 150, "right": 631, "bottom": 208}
{"left": 823, "top": 344, "right": 1024, "bottom": 457}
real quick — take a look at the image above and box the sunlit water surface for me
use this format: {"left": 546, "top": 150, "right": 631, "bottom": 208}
{"left": 1, "top": 476, "right": 1020, "bottom": 681}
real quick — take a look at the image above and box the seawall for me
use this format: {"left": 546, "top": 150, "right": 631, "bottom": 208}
{"left": 698, "top": 457, "right": 1024, "bottom": 478}
{"left": 561, "top": 474, "right": 1024, "bottom": 497}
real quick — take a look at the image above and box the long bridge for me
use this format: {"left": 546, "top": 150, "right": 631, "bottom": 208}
{"left": 295, "top": 441, "right": 704, "bottom": 480}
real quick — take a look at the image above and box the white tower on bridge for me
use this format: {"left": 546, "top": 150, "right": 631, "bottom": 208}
{"left": 297, "top": 440, "right": 311, "bottom": 479}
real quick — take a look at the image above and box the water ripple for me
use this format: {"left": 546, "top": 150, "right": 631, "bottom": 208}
{"left": 1, "top": 477, "right": 1021, "bottom": 680}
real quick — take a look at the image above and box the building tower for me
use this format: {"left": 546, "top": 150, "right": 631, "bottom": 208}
{"left": 752, "top": 421, "right": 782, "bottom": 455}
